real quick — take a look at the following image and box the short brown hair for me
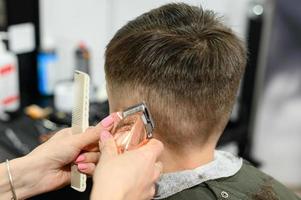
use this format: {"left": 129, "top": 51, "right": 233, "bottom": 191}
{"left": 105, "top": 3, "right": 247, "bottom": 148}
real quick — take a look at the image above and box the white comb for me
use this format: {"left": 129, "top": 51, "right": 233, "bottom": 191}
{"left": 70, "top": 70, "right": 90, "bottom": 192}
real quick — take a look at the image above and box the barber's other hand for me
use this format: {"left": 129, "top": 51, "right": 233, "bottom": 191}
{"left": 20, "top": 122, "right": 107, "bottom": 198}
{"left": 91, "top": 131, "right": 164, "bottom": 200}
{"left": 5, "top": 116, "right": 114, "bottom": 200}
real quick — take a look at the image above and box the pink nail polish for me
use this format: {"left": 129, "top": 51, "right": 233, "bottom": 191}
{"left": 100, "top": 130, "right": 112, "bottom": 142}
{"left": 75, "top": 155, "right": 85, "bottom": 163}
{"left": 101, "top": 115, "right": 114, "bottom": 127}
{"left": 78, "top": 163, "right": 88, "bottom": 170}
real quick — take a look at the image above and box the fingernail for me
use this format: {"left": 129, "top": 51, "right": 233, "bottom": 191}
{"left": 101, "top": 115, "right": 114, "bottom": 128}
{"left": 78, "top": 163, "right": 88, "bottom": 170}
{"left": 100, "top": 130, "right": 112, "bottom": 142}
{"left": 75, "top": 154, "right": 85, "bottom": 163}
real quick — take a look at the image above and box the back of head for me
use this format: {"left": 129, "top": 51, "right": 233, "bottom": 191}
{"left": 105, "top": 3, "right": 247, "bottom": 150}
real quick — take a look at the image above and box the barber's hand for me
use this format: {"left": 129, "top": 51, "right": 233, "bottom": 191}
{"left": 24, "top": 126, "right": 100, "bottom": 194}
{"left": 91, "top": 130, "right": 164, "bottom": 200}
{"left": 3, "top": 116, "right": 114, "bottom": 200}
{"left": 75, "top": 114, "right": 117, "bottom": 175}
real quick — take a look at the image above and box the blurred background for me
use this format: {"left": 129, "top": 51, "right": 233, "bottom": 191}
{"left": 0, "top": 0, "right": 300, "bottom": 199}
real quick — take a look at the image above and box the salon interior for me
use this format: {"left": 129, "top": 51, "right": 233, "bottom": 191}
{"left": 0, "top": 0, "right": 300, "bottom": 199}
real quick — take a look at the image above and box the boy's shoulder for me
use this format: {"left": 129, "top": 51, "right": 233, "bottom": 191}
{"left": 162, "top": 161, "right": 300, "bottom": 200}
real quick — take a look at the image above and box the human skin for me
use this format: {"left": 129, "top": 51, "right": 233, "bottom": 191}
{"left": 0, "top": 114, "right": 163, "bottom": 200}
{"left": 106, "top": 87, "right": 217, "bottom": 173}
{"left": 91, "top": 130, "right": 164, "bottom": 200}
{"left": 0, "top": 123, "right": 103, "bottom": 200}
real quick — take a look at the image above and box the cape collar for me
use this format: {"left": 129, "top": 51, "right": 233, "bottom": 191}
{"left": 154, "top": 150, "right": 243, "bottom": 199}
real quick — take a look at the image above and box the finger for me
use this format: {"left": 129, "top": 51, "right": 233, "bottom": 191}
{"left": 139, "top": 139, "right": 164, "bottom": 162}
{"left": 153, "top": 162, "right": 163, "bottom": 182}
{"left": 74, "top": 114, "right": 115, "bottom": 149}
{"left": 95, "top": 113, "right": 119, "bottom": 131}
{"left": 99, "top": 130, "right": 118, "bottom": 162}
{"left": 74, "top": 127, "right": 101, "bottom": 149}
{"left": 75, "top": 152, "right": 100, "bottom": 164}
{"left": 81, "top": 127, "right": 100, "bottom": 151}
{"left": 83, "top": 143, "right": 99, "bottom": 152}
{"left": 77, "top": 163, "right": 96, "bottom": 176}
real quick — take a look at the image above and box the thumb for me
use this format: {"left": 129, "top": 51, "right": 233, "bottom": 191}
{"left": 74, "top": 126, "right": 102, "bottom": 149}
{"left": 99, "top": 130, "right": 118, "bottom": 162}
{"left": 73, "top": 114, "right": 115, "bottom": 149}
{"left": 74, "top": 113, "right": 117, "bottom": 149}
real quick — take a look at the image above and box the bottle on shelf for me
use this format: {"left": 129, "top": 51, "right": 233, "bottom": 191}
{"left": 37, "top": 37, "right": 58, "bottom": 96}
{"left": 0, "top": 34, "right": 20, "bottom": 112}
{"left": 75, "top": 41, "right": 90, "bottom": 75}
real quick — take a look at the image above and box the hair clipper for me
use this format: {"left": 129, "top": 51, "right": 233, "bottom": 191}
{"left": 111, "top": 102, "right": 154, "bottom": 154}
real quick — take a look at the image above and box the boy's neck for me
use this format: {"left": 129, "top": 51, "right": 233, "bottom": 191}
{"left": 159, "top": 144, "right": 215, "bottom": 173}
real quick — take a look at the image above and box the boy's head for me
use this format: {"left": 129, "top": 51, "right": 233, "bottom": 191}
{"left": 105, "top": 3, "right": 246, "bottom": 150}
